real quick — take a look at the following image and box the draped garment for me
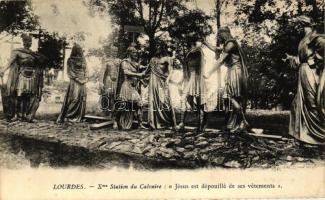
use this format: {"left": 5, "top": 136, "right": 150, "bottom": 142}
{"left": 57, "top": 56, "right": 87, "bottom": 122}
{"left": 289, "top": 34, "right": 325, "bottom": 145}
{"left": 148, "top": 57, "right": 176, "bottom": 129}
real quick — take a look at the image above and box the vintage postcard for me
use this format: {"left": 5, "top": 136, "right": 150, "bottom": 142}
{"left": 0, "top": 0, "right": 324, "bottom": 199}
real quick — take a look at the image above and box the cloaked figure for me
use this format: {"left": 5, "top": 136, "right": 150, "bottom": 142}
{"left": 204, "top": 27, "right": 249, "bottom": 133}
{"left": 0, "top": 34, "right": 47, "bottom": 122}
{"left": 57, "top": 43, "right": 88, "bottom": 123}
{"left": 284, "top": 16, "right": 325, "bottom": 145}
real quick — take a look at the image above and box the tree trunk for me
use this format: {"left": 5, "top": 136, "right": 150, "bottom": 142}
{"left": 216, "top": 0, "right": 221, "bottom": 28}
{"left": 118, "top": 24, "right": 125, "bottom": 59}
{"left": 310, "top": 0, "right": 319, "bottom": 22}
{"left": 148, "top": 33, "right": 156, "bottom": 58}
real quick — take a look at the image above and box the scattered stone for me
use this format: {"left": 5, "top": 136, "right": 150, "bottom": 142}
{"left": 159, "top": 147, "right": 171, "bottom": 153}
{"left": 159, "top": 148, "right": 177, "bottom": 159}
{"left": 195, "top": 141, "right": 209, "bottom": 148}
{"left": 175, "top": 147, "right": 185, "bottom": 153}
{"left": 200, "top": 154, "right": 209, "bottom": 161}
{"left": 112, "top": 143, "right": 133, "bottom": 152}
{"left": 165, "top": 138, "right": 182, "bottom": 148}
{"left": 215, "top": 136, "right": 226, "bottom": 143}
{"left": 181, "top": 137, "right": 194, "bottom": 146}
{"left": 174, "top": 138, "right": 182, "bottom": 145}
{"left": 138, "top": 130, "right": 149, "bottom": 135}
{"left": 135, "top": 142, "right": 146, "bottom": 149}
{"left": 132, "top": 146, "right": 142, "bottom": 154}
{"left": 200, "top": 146, "right": 215, "bottom": 154}
{"left": 183, "top": 151, "right": 195, "bottom": 159}
{"left": 251, "top": 128, "right": 264, "bottom": 134}
{"left": 160, "top": 152, "right": 172, "bottom": 159}
{"left": 184, "top": 145, "right": 194, "bottom": 150}
{"left": 107, "top": 141, "right": 122, "bottom": 149}
{"left": 147, "top": 135, "right": 155, "bottom": 143}
{"left": 223, "top": 160, "right": 242, "bottom": 168}
{"left": 196, "top": 137, "right": 207, "bottom": 143}
{"left": 195, "top": 133, "right": 205, "bottom": 138}
{"left": 286, "top": 155, "right": 293, "bottom": 161}
{"left": 145, "top": 148, "right": 157, "bottom": 157}
{"left": 248, "top": 150, "right": 257, "bottom": 155}
{"left": 128, "top": 139, "right": 140, "bottom": 144}
{"left": 160, "top": 142, "right": 169, "bottom": 148}
{"left": 203, "top": 131, "right": 218, "bottom": 138}
{"left": 158, "top": 137, "right": 168, "bottom": 143}
{"left": 210, "top": 142, "right": 225, "bottom": 149}
{"left": 185, "top": 132, "right": 195, "bottom": 137}
{"left": 297, "top": 157, "right": 305, "bottom": 162}
{"left": 142, "top": 145, "right": 153, "bottom": 154}
{"left": 252, "top": 156, "right": 260, "bottom": 161}
{"left": 211, "top": 157, "right": 225, "bottom": 165}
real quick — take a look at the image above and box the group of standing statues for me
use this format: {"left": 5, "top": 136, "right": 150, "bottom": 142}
{"left": 0, "top": 15, "right": 324, "bottom": 146}
{"left": 98, "top": 26, "right": 252, "bottom": 135}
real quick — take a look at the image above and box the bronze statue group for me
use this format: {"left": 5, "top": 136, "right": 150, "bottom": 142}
{"left": 1, "top": 15, "right": 324, "bottom": 146}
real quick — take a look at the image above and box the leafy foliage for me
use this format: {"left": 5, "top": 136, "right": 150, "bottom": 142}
{"left": 0, "top": 0, "right": 38, "bottom": 34}
{"left": 38, "top": 33, "right": 67, "bottom": 69}
{"left": 168, "top": 9, "right": 212, "bottom": 56}
{"left": 232, "top": 0, "right": 324, "bottom": 109}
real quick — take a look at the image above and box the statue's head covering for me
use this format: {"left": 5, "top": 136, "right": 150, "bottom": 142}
{"left": 21, "top": 33, "right": 32, "bottom": 43}
{"left": 309, "top": 34, "right": 325, "bottom": 59}
{"left": 294, "top": 15, "right": 315, "bottom": 27}
{"left": 109, "top": 45, "right": 118, "bottom": 58}
{"left": 217, "top": 26, "right": 234, "bottom": 44}
{"left": 70, "top": 43, "right": 84, "bottom": 58}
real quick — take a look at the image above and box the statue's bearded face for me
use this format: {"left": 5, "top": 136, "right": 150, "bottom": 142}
{"left": 314, "top": 51, "right": 324, "bottom": 69}
{"left": 129, "top": 50, "right": 138, "bottom": 60}
{"left": 217, "top": 32, "right": 226, "bottom": 45}
{"left": 294, "top": 23, "right": 307, "bottom": 37}
{"left": 23, "top": 39, "right": 32, "bottom": 48}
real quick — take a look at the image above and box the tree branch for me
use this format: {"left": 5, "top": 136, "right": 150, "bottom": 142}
{"left": 152, "top": 1, "right": 159, "bottom": 29}
{"left": 148, "top": 0, "right": 152, "bottom": 29}
{"left": 136, "top": 0, "right": 148, "bottom": 32}
{"left": 154, "top": 0, "right": 165, "bottom": 30}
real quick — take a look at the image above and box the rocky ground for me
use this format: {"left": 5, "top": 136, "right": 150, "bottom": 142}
{"left": 0, "top": 118, "right": 324, "bottom": 169}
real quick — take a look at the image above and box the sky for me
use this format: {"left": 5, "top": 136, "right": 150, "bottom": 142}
{"left": 32, "top": 0, "right": 112, "bottom": 50}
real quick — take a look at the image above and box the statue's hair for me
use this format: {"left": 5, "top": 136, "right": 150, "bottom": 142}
{"left": 126, "top": 46, "right": 137, "bottom": 54}
{"left": 21, "top": 33, "right": 32, "bottom": 42}
{"left": 294, "top": 15, "right": 315, "bottom": 27}
{"left": 218, "top": 26, "right": 234, "bottom": 42}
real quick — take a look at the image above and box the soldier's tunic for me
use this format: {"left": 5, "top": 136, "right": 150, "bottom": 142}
{"left": 99, "top": 58, "right": 120, "bottom": 112}
{"left": 3, "top": 48, "right": 45, "bottom": 119}
{"left": 101, "top": 59, "right": 120, "bottom": 97}
{"left": 118, "top": 59, "right": 142, "bottom": 103}
{"left": 222, "top": 40, "right": 249, "bottom": 131}
{"left": 183, "top": 47, "right": 206, "bottom": 107}
{"left": 115, "top": 59, "right": 142, "bottom": 130}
